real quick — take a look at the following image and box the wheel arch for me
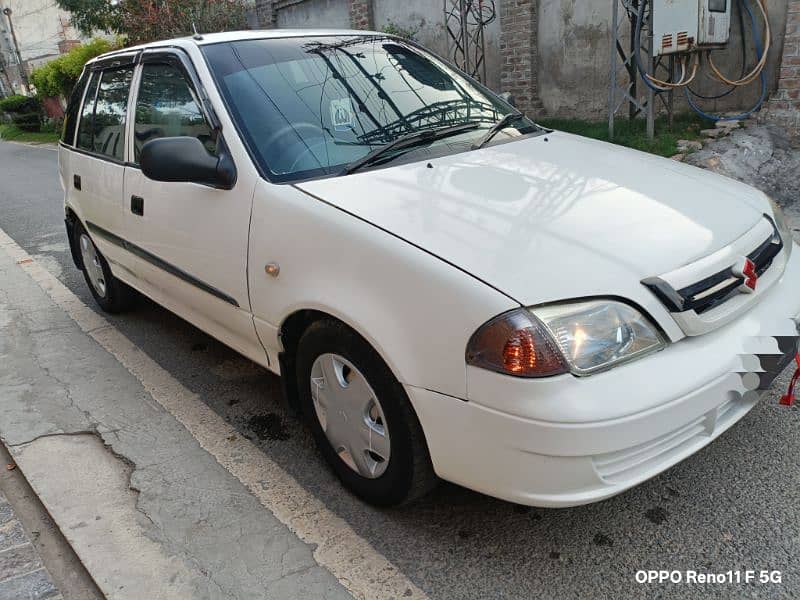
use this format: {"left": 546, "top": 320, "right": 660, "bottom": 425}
{"left": 277, "top": 307, "right": 407, "bottom": 417}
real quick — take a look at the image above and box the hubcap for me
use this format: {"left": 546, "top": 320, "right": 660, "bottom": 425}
{"left": 79, "top": 234, "right": 106, "bottom": 298}
{"left": 310, "top": 353, "right": 390, "bottom": 479}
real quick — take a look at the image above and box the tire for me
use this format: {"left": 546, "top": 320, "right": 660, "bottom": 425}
{"left": 73, "top": 221, "right": 137, "bottom": 313}
{"left": 296, "top": 319, "right": 437, "bottom": 506}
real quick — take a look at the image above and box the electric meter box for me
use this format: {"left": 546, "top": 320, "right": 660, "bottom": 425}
{"left": 652, "top": 0, "right": 731, "bottom": 56}
{"left": 698, "top": 0, "right": 731, "bottom": 47}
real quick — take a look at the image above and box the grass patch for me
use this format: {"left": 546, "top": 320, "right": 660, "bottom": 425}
{"left": 0, "top": 124, "right": 59, "bottom": 144}
{"left": 536, "top": 113, "right": 708, "bottom": 158}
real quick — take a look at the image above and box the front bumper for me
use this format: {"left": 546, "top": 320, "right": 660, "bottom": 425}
{"left": 406, "top": 244, "right": 800, "bottom": 508}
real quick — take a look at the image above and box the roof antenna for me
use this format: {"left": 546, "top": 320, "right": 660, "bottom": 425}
{"left": 192, "top": 20, "right": 203, "bottom": 41}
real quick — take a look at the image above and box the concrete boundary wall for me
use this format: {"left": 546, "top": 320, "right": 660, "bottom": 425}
{"left": 250, "top": 0, "right": 796, "bottom": 123}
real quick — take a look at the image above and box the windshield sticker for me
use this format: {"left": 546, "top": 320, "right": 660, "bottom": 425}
{"left": 330, "top": 98, "right": 355, "bottom": 132}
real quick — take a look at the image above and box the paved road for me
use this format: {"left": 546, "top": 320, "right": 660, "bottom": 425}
{"left": 2, "top": 140, "right": 799, "bottom": 599}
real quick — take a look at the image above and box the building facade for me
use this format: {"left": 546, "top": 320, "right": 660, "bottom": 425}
{"left": 0, "top": 0, "right": 82, "bottom": 96}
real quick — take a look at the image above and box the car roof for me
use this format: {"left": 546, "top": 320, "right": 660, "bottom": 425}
{"left": 87, "top": 29, "right": 385, "bottom": 64}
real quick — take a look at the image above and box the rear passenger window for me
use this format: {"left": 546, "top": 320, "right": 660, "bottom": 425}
{"left": 133, "top": 63, "right": 215, "bottom": 163}
{"left": 77, "top": 67, "right": 134, "bottom": 160}
{"left": 61, "top": 69, "right": 90, "bottom": 146}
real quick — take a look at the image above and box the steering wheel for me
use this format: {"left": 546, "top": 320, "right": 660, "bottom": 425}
{"left": 264, "top": 122, "right": 327, "bottom": 173}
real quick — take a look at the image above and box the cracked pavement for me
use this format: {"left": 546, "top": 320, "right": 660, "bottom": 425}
{"left": 2, "top": 138, "right": 800, "bottom": 599}
{"left": 0, "top": 235, "right": 350, "bottom": 599}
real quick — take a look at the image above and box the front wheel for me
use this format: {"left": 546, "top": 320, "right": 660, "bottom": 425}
{"left": 74, "top": 222, "right": 137, "bottom": 313}
{"left": 296, "top": 319, "right": 436, "bottom": 506}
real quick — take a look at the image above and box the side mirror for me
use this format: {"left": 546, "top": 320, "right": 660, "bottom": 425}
{"left": 498, "top": 91, "right": 516, "bottom": 107}
{"left": 140, "top": 136, "right": 236, "bottom": 189}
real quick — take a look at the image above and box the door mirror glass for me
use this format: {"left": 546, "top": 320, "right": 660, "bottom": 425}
{"left": 140, "top": 136, "right": 235, "bottom": 189}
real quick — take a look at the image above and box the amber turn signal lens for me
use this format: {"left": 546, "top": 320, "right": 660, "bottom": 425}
{"left": 466, "top": 309, "right": 568, "bottom": 378}
{"left": 503, "top": 329, "right": 538, "bottom": 373}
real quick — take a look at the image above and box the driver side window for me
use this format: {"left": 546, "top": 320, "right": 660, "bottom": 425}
{"left": 133, "top": 62, "right": 216, "bottom": 164}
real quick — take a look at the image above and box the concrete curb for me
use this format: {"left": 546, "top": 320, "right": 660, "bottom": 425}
{"left": 0, "top": 208, "right": 423, "bottom": 599}
{"left": 6, "top": 436, "right": 202, "bottom": 600}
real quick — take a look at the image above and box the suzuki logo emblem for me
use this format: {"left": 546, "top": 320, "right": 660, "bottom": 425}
{"left": 732, "top": 257, "right": 758, "bottom": 293}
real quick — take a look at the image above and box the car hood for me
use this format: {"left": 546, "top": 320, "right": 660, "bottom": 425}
{"left": 295, "top": 131, "right": 768, "bottom": 305}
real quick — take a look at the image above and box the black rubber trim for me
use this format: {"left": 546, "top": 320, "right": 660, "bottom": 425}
{"left": 64, "top": 217, "right": 82, "bottom": 269}
{"left": 60, "top": 141, "right": 133, "bottom": 167}
{"left": 278, "top": 351, "right": 300, "bottom": 416}
{"left": 85, "top": 221, "right": 239, "bottom": 307}
{"left": 89, "top": 51, "right": 140, "bottom": 71}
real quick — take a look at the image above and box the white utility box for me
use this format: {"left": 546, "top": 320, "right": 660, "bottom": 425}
{"left": 698, "top": 0, "right": 731, "bottom": 47}
{"left": 652, "top": 0, "right": 699, "bottom": 56}
{"left": 652, "top": 0, "right": 731, "bottom": 56}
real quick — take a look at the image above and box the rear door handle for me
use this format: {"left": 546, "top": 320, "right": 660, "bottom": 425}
{"left": 131, "top": 195, "right": 144, "bottom": 216}
{"left": 73, "top": 174, "right": 81, "bottom": 190}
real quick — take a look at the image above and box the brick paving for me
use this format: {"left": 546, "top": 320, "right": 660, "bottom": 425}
{"left": 0, "top": 491, "right": 60, "bottom": 600}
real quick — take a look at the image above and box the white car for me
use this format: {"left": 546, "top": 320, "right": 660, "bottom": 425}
{"left": 59, "top": 30, "right": 800, "bottom": 508}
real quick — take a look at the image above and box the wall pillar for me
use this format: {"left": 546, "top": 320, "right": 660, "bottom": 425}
{"left": 499, "top": 0, "right": 543, "bottom": 117}
{"left": 764, "top": 0, "right": 800, "bottom": 133}
{"left": 349, "top": 0, "right": 374, "bottom": 30}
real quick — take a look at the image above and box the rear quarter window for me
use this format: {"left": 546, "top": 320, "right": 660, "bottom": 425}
{"left": 76, "top": 72, "right": 100, "bottom": 151}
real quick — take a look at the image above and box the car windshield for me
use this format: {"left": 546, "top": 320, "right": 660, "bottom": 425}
{"left": 202, "top": 35, "right": 537, "bottom": 183}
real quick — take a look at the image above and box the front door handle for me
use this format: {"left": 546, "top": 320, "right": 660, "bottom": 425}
{"left": 73, "top": 174, "right": 81, "bottom": 190}
{"left": 131, "top": 195, "right": 144, "bottom": 216}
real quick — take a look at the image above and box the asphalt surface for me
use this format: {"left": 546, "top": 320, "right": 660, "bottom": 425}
{"left": 2, "top": 140, "right": 799, "bottom": 599}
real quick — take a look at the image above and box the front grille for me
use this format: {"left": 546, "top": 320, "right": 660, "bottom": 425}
{"left": 643, "top": 217, "right": 783, "bottom": 316}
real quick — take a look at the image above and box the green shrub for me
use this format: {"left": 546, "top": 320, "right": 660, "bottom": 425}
{"left": 0, "top": 95, "right": 36, "bottom": 113}
{"left": 30, "top": 38, "right": 114, "bottom": 99}
{"left": 381, "top": 20, "right": 420, "bottom": 40}
{"left": 0, "top": 95, "right": 43, "bottom": 132}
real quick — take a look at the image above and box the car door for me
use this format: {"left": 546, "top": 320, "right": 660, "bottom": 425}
{"left": 119, "top": 50, "right": 265, "bottom": 365}
{"left": 69, "top": 58, "right": 136, "bottom": 269}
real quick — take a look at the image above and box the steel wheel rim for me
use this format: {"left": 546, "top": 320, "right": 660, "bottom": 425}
{"left": 79, "top": 233, "right": 106, "bottom": 298}
{"left": 310, "top": 353, "right": 391, "bottom": 479}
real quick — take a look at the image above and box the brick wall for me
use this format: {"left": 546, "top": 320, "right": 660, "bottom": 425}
{"left": 253, "top": 0, "right": 277, "bottom": 27}
{"left": 255, "top": 0, "right": 373, "bottom": 30}
{"left": 349, "top": 0, "right": 373, "bottom": 30}
{"left": 499, "top": 0, "right": 542, "bottom": 118}
{"left": 764, "top": 0, "right": 800, "bottom": 132}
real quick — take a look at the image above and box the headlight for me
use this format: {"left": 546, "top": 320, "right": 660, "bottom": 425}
{"left": 768, "top": 197, "right": 793, "bottom": 257}
{"left": 466, "top": 300, "right": 665, "bottom": 378}
{"left": 531, "top": 300, "right": 666, "bottom": 375}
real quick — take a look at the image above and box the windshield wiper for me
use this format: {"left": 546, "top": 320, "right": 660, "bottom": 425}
{"left": 340, "top": 122, "right": 479, "bottom": 175}
{"left": 471, "top": 112, "right": 525, "bottom": 150}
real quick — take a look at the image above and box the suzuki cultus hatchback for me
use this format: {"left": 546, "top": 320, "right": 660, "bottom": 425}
{"left": 60, "top": 30, "right": 800, "bottom": 507}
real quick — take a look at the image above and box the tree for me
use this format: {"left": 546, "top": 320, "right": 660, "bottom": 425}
{"left": 55, "top": 0, "right": 121, "bottom": 38}
{"left": 56, "top": 0, "right": 249, "bottom": 45}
